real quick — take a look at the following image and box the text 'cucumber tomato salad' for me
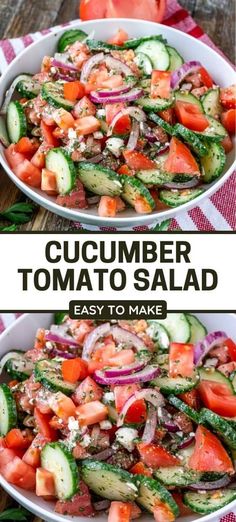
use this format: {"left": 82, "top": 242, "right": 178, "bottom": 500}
{"left": 0, "top": 314, "right": 236, "bottom": 520}
{"left": 0, "top": 29, "right": 235, "bottom": 217}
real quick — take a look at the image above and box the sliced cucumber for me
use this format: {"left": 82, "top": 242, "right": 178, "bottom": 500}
{"left": 46, "top": 147, "right": 76, "bottom": 195}
{"left": 58, "top": 29, "right": 88, "bottom": 52}
{"left": 16, "top": 76, "right": 41, "bottom": 99}
{"left": 54, "top": 312, "right": 68, "bottom": 325}
{"left": 201, "top": 142, "right": 226, "bottom": 183}
{"left": 183, "top": 489, "right": 236, "bottom": 515}
{"left": 198, "top": 368, "right": 234, "bottom": 394}
{"left": 86, "top": 39, "right": 121, "bottom": 52}
{"left": 35, "top": 359, "right": 77, "bottom": 395}
{"left": 186, "top": 314, "right": 207, "bottom": 344}
{"left": 77, "top": 162, "right": 122, "bottom": 197}
{"left": 41, "top": 442, "right": 79, "bottom": 500}
{"left": 153, "top": 313, "right": 191, "bottom": 343}
{"left": 135, "top": 40, "right": 169, "bottom": 71}
{"left": 146, "top": 321, "right": 170, "bottom": 351}
{"left": 159, "top": 188, "right": 204, "bottom": 207}
{"left": 136, "top": 169, "right": 169, "bottom": 185}
{"left": 0, "top": 383, "right": 17, "bottom": 436}
{"left": 42, "top": 82, "right": 74, "bottom": 110}
{"left": 137, "top": 96, "right": 174, "bottom": 111}
{"left": 7, "top": 101, "right": 27, "bottom": 144}
{"left": 154, "top": 466, "right": 201, "bottom": 486}
{"left": 81, "top": 460, "right": 138, "bottom": 501}
{"left": 123, "top": 35, "right": 167, "bottom": 50}
{"left": 167, "top": 46, "right": 184, "bottom": 71}
{"left": 136, "top": 475, "right": 179, "bottom": 517}
{"left": 200, "top": 408, "right": 236, "bottom": 449}
{"left": 168, "top": 395, "right": 200, "bottom": 423}
{"left": 0, "top": 115, "right": 10, "bottom": 147}
{"left": 121, "top": 176, "right": 155, "bottom": 211}
{"left": 152, "top": 371, "right": 199, "bottom": 395}
{"left": 201, "top": 87, "right": 221, "bottom": 118}
{"left": 195, "top": 115, "right": 227, "bottom": 141}
{"left": 134, "top": 52, "right": 153, "bottom": 75}
{"left": 148, "top": 112, "right": 174, "bottom": 135}
{"left": 5, "top": 351, "right": 34, "bottom": 381}
{"left": 175, "top": 91, "right": 204, "bottom": 112}
{"left": 174, "top": 123, "right": 208, "bottom": 156}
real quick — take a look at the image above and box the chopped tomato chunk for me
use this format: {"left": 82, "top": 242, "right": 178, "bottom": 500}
{"left": 107, "top": 349, "right": 135, "bottom": 367}
{"left": 53, "top": 108, "right": 75, "bottom": 130}
{"left": 169, "top": 343, "right": 194, "bottom": 378}
{"left": 164, "top": 137, "right": 200, "bottom": 175}
{"left": 0, "top": 453, "right": 36, "bottom": 490}
{"left": 76, "top": 400, "right": 108, "bottom": 426}
{"left": 221, "top": 109, "right": 236, "bottom": 134}
{"left": 75, "top": 115, "right": 100, "bottom": 135}
{"left": 123, "top": 150, "right": 156, "bottom": 170}
{"left": 63, "top": 81, "right": 85, "bottom": 101}
{"left": 40, "top": 120, "right": 59, "bottom": 146}
{"left": 107, "top": 29, "right": 129, "bottom": 46}
{"left": 15, "top": 137, "right": 39, "bottom": 157}
{"left": 41, "top": 168, "right": 58, "bottom": 194}
{"left": 130, "top": 461, "right": 152, "bottom": 477}
{"left": 48, "top": 392, "right": 76, "bottom": 420}
{"left": 62, "top": 358, "right": 88, "bottom": 383}
{"left": 73, "top": 96, "right": 96, "bottom": 118}
{"left": 198, "top": 67, "right": 213, "bottom": 88}
{"left": 108, "top": 501, "right": 132, "bottom": 522}
{"left": 179, "top": 389, "right": 199, "bottom": 410}
{"left": 4, "top": 144, "right": 25, "bottom": 168}
{"left": 13, "top": 159, "right": 42, "bottom": 187}
{"left": 98, "top": 195, "right": 117, "bottom": 217}
{"left": 220, "top": 85, "right": 236, "bottom": 109}
{"left": 73, "top": 376, "right": 103, "bottom": 405}
{"left": 221, "top": 134, "right": 233, "bottom": 153}
{"left": 151, "top": 71, "right": 171, "bottom": 99}
{"left": 5, "top": 429, "right": 33, "bottom": 450}
{"left": 114, "top": 384, "right": 147, "bottom": 424}
{"left": 34, "top": 407, "right": 58, "bottom": 440}
{"left": 198, "top": 380, "right": 236, "bottom": 417}
{"left": 224, "top": 338, "right": 236, "bottom": 361}
{"left": 106, "top": 103, "right": 131, "bottom": 135}
{"left": 36, "top": 467, "right": 55, "bottom": 497}
{"left": 175, "top": 101, "right": 209, "bottom": 131}
{"left": 189, "top": 425, "right": 234, "bottom": 474}
{"left": 154, "top": 502, "right": 175, "bottom": 522}
{"left": 137, "top": 442, "right": 180, "bottom": 468}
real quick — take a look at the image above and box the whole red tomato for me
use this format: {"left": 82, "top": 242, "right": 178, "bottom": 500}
{"left": 80, "top": 0, "right": 166, "bottom": 23}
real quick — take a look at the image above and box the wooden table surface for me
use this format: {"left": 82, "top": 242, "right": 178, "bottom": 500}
{"left": 0, "top": 0, "right": 235, "bottom": 231}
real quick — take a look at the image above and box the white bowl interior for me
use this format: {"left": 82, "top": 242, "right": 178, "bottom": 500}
{"left": 0, "top": 19, "right": 235, "bottom": 227}
{"left": 0, "top": 312, "right": 236, "bottom": 521}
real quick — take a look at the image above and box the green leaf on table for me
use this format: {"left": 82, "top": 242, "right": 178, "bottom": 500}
{"left": 152, "top": 219, "right": 171, "bottom": 231}
{"left": 0, "top": 224, "right": 18, "bottom": 231}
{"left": 0, "top": 508, "right": 30, "bottom": 521}
{"left": 0, "top": 202, "right": 35, "bottom": 224}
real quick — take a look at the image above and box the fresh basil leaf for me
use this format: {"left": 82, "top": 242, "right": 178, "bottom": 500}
{"left": 0, "top": 508, "right": 30, "bottom": 521}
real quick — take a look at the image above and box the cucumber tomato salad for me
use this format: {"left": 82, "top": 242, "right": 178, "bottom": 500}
{"left": 0, "top": 314, "right": 236, "bottom": 520}
{"left": 0, "top": 28, "right": 235, "bottom": 217}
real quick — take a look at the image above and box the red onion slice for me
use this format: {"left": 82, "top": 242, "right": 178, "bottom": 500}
{"left": 157, "top": 144, "right": 170, "bottom": 155}
{"left": 117, "top": 388, "right": 164, "bottom": 428}
{"left": 55, "top": 72, "right": 77, "bottom": 82}
{"left": 94, "top": 500, "right": 111, "bottom": 511}
{"left": 104, "top": 56, "right": 134, "bottom": 77}
{"left": 45, "top": 332, "right": 79, "bottom": 347}
{"left": 80, "top": 52, "right": 105, "bottom": 83}
{"left": 1, "top": 74, "right": 37, "bottom": 114}
{"left": 170, "top": 61, "right": 202, "bottom": 90}
{"left": 127, "top": 120, "right": 139, "bottom": 151}
{"left": 110, "top": 325, "right": 149, "bottom": 356}
{"left": 104, "top": 360, "right": 145, "bottom": 377}
{"left": 189, "top": 475, "right": 231, "bottom": 491}
{"left": 90, "top": 87, "right": 143, "bottom": 104}
{"left": 159, "top": 408, "right": 178, "bottom": 432}
{"left": 51, "top": 58, "right": 78, "bottom": 72}
{"left": 108, "top": 107, "right": 146, "bottom": 136}
{"left": 194, "top": 331, "right": 228, "bottom": 365}
{"left": 51, "top": 348, "right": 76, "bottom": 359}
{"left": 94, "top": 365, "right": 160, "bottom": 386}
{"left": 88, "top": 448, "right": 114, "bottom": 461}
{"left": 163, "top": 177, "right": 199, "bottom": 189}
{"left": 97, "top": 85, "right": 131, "bottom": 97}
{"left": 82, "top": 322, "right": 111, "bottom": 360}
{"left": 142, "top": 404, "right": 158, "bottom": 444}
{"left": 86, "top": 154, "right": 103, "bottom": 164}
{"left": 178, "top": 435, "right": 195, "bottom": 449}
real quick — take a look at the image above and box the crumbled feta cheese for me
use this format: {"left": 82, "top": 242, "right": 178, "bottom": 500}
{"left": 93, "top": 131, "right": 104, "bottom": 139}
{"left": 50, "top": 66, "right": 57, "bottom": 74}
{"left": 68, "top": 417, "right": 79, "bottom": 431}
{"left": 115, "top": 427, "right": 138, "bottom": 452}
{"left": 80, "top": 433, "right": 91, "bottom": 448}
{"left": 68, "top": 128, "right": 77, "bottom": 140}
{"left": 97, "top": 109, "right": 106, "bottom": 118}
{"left": 79, "top": 141, "right": 86, "bottom": 152}
{"left": 100, "top": 420, "right": 112, "bottom": 430}
{"left": 103, "top": 392, "right": 115, "bottom": 404}
{"left": 106, "top": 137, "right": 124, "bottom": 158}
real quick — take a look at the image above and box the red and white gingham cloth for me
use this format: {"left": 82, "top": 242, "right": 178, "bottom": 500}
{"left": 0, "top": 0, "right": 235, "bottom": 231}
{"left": 0, "top": 314, "right": 235, "bottom": 521}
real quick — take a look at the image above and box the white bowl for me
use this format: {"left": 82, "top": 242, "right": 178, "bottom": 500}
{"left": 0, "top": 312, "right": 236, "bottom": 521}
{"left": 0, "top": 19, "right": 235, "bottom": 228}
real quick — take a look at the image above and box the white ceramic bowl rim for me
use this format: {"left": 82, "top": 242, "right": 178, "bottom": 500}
{"left": 0, "top": 19, "right": 235, "bottom": 227}
{"left": 0, "top": 312, "right": 236, "bottom": 522}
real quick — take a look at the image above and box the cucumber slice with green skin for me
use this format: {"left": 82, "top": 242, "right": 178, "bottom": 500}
{"left": 201, "top": 142, "right": 226, "bottom": 183}
{"left": 81, "top": 460, "right": 138, "bottom": 501}
{"left": 41, "top": 442, "right": 79, "bottom": 500}
{"left": 198, "top": 368, "right": 234, "bottom": 394}
{"left": 167, "top": 46, "right": 184, "bottom": 71}
{"left": 183, "top": 489, "right": 236, "bottom": 515}
{"left": 58, "top": 29, "right": 88, "bottom": 52}
{"left": 137, "top": 169, "right": 197, "bottom": 185}
{"left": 137, "top": 96, "right": 174, "bottom": 112}
{"left": 146, "top": 321, "right": 170, "bottom": 351}
{"left": 123, "top": 35, "right": 167, "bottom": 50}
{"left": 151, "top": 370, "right": 199, "bottom": 395}
{"left": 7, "top": 101, "right": 27, "bottom": 144}
{"left": 35, "top": 359, "right": 77, "bottom": 395}
{"left": 136, "top": 40, "right": 170, "bottom": 71}
{"left": 186, "top": 314, "right": 207, "bottom": 344}
{"left": 174, "top": 123, "right": 208, "bottom": 157}
{"left": 46, "top": 148, "right": 76, "bottom": 195}
{"left": 200, "top": 408, "right": 236, "bottom": 449}
{"left": 232, "top": 373, "right": 236, "bottom": 393}
{"left": 0, "top": 383, "right": 17, "bottom": 436}
{"left": 194, "top": 115, "right": 227, "bottom": 141}
{"left": 121, "top": 176, "right": 155, "bottom": 210}
{"left": 175, "top": 91, "right": 204, "bottom": 112}
{"left": 136, "top": 475, "right": 179, "bottom": 517}
{"left": 42, "top": 82, "right": 74, "bottom": 110}
{"left": 148, "top": 112, "right": 174, "bottom": 135}
{"left": 168, "top": 395, "right": 200, "bottom": 423}
{"left": 5, "top": 351, "right": 34, "bottom": 381}
{"left": 16, "top": 76, "right": 41, "bottom": 99}
{"left": 86, "top": 39, "right": 121, "bottom": 52}
{"left": 0, "top": 115, "right": 10, "bottom": 147}
{"left": 159, "top": 188, "right": 205, "bottom": 207}
{"left": 134, "top": 52, "right": 153, "bottom": 75}
{"left": 201, "top": 87, "right": 221, "bottom": 118}
{"left": 77, "top": 162, "right": 122, "bottom": 197}
{"left": 54, "top": 312, "right": 68, "bottom": 325}
{"left": 152, "top": 313, "right": 191, "bottom": 343}
{"left": 154, "top": 466, "right": 201, "bottom": 487}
